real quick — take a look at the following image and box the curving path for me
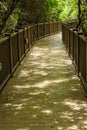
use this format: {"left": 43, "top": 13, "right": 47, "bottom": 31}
{"left": 0, "top": 33, "right": 87, "bottom": 130}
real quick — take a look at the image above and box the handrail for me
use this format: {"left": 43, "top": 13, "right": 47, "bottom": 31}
{"left": 62, "top": 21, "right": 87, "bottom": 93}
{"left": 0, "top": 21, "right": 61, "bottom": 91}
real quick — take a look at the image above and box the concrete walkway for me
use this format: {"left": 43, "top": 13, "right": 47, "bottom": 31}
{"left": 0, "top": 33, "right": 87, "bottom": 130}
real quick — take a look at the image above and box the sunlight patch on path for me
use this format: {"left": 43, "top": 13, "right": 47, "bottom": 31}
{"left": 0, "top": 33, "right": 87, "bottom": 130}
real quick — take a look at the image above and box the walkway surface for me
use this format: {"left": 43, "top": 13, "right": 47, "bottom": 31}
{"left": 0, "top": 33, "right": 87, "bottom": 130}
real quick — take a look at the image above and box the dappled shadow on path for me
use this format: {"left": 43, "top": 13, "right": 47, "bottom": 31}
{"left": 0, "top": 33, "right": 87, "bottom": 130}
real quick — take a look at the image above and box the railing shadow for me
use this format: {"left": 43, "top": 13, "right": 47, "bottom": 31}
{"left": 0, "top": 34, "right": 87, "bottom": 130}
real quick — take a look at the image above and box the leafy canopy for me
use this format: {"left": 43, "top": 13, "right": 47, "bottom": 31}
{"left": 0, "top": 0, "right": 78, "bottom": 34}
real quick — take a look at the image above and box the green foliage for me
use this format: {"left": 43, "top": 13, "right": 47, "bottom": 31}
{"left": 77, "top": 0, "right": 87, "bottom": 35}
{"left": 35, "top": 0, "right": 78, "bottom": 22}
{"left": 3, "top": 8, "right": 21, "bottom": 33}
{"left": 0, "top": 0, "right": 78, "bottom": 33}
{"left": 44, "top": 0, "right": 78, "bottom": 21}
{"left": 17, "top": 0, "right": 46, "bottom": 27}
{"left": 59, "top": 0, "right": 78, "bottom": 21}
{"left": 0, "top": 0, "right": 19, "bottom": 34}
{"left": 81, "top": 2, "right": 87, "bottom": 29}
{"left": 45, "top": 0, "right": 62, "bottom": 21}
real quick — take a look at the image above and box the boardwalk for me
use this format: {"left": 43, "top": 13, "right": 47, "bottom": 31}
{"left": 0, "top": 33, "right": 87, "bottom": 130}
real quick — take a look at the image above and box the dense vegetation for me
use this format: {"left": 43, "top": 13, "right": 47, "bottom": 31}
{"left": 77, "top": 0, "right": 87, "bottom": 36}
{"left": 0, "top": 0, "right": 19, "bottom": 34}
{"left": 1, "top": 0, "right": 86, "bottom": 35}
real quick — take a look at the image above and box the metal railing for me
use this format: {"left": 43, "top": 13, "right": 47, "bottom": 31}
{"left": 0, "top": 22, "right": 61, "bottom": 90}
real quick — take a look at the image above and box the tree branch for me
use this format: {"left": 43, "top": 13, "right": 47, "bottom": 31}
{"left": 0, "top": 0, "right": 19, "bottom": 34}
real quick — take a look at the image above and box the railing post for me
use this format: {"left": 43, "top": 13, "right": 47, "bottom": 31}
{"left": 21, "top": 27, "right": 26, "bottom": 56}
{"left": 49, "top": 22, "right": 51, "bottom": 35}
{"left": 44, "top": 23, "right": 46, "bottom": 37}
{"left": 27, "top": 26, "right": 31, "bottom": 49}
{"left": 23, "top": 27, "right": 26, "bottom": 55}
{"left": 57, "top": 21, "right": 59, "bottom": 32}
{"left": 17, "top": 30, "right": 21, "bottom": 64}
{"left": 86, "top": 42, "right": 87, "bottom": 94}
{"left": 5, "top": 33, "right": 13, "bottom": 76}
{"left": 15, "top": 29, "right": 21, "bottom": 65}
{"left": 36, "top": 24, "right": 38, "bottom": 40}
{"left": 8, "top": 33, "right": 13, "bottom": 77}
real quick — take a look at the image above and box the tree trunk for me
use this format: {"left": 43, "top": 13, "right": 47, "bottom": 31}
{"left": 76, "top": 0, "right": 81, "bottom": 29}
{"left": 0, "top": 0, "right": 19, "bottom": 34}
